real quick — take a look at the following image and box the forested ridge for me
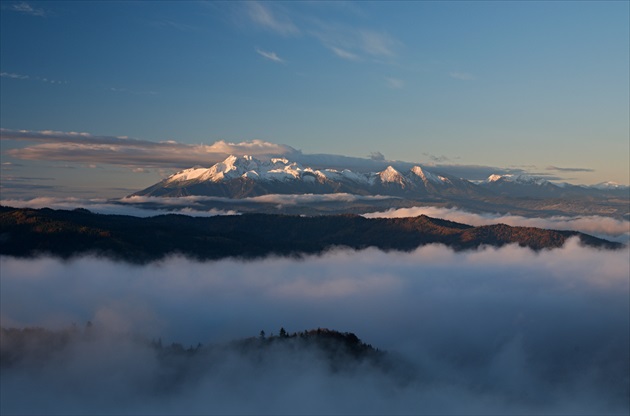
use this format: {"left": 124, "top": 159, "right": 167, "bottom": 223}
{"left": 1, "top": 325, "right": 392, "bottom": 377}
{"left": 0, "top": 206, "right": 621, "bottom": 263}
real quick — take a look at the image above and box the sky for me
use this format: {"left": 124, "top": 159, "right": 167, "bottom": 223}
{"left": 1, "top": 1, "right": 629, "bottom": 198}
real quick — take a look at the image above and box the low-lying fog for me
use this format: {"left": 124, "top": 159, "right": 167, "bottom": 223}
{"left": 1, "top": 239, "right": 628, "bottom": 414}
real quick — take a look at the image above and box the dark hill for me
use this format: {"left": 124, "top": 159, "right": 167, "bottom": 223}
{"left": 0, "top": 326, "right": 385, "bottom": 372}
{"left": 0, "top": 206, "right": 621, "bottom": 263}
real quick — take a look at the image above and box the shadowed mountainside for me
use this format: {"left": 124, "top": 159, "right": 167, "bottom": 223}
{"left": 0, "top": 206, "right": 621, "bottom": 263}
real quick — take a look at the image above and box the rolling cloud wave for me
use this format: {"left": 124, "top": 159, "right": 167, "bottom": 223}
{"left": 364, "top": 206, "right": 630, "bottom": 242}
{"left": 1, "top": 241, "right": 628, "bottom": 414}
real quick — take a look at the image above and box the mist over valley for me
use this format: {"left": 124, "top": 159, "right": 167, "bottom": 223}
{"left": 2, "top": 241, "right": 629, "bottom": 414}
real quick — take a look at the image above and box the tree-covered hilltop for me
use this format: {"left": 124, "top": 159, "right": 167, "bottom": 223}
{"left": 0, "top": 206, "right": 621, "bottom": 263}
{"left": 1, "top": 325, "right": 396, "bottom": 377}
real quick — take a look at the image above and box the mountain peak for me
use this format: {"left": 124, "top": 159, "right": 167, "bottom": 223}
{"left": 411, "top": 166, "right": 450, "bottom": 185}
{"left": 378, "top": 166, "right": 405, "bottom": 183}
{"left": 591, "top": 181, "right": 629, "bottom": 190}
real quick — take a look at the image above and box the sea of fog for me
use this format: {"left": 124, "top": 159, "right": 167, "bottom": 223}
{"left": 1, "top": 239, "right": 628, "bottom": 415}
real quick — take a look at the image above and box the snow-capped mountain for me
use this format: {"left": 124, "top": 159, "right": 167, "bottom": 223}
{"left": 131, "top": 155, "right": 480, "bottom": 199}
{"left": 481, "top": 174, "right": 630, "bottom": 199}
{"left": 589, "top": 181, "right": 630, "bottom": 191}
{"left": 486, "top": 174, "right": 550, "bottom": 186}
{"left": 481, "top": 173, "right": 569, "bottom": 198}
{"left": 165, "top": 155, "right": 305, "bottom": 184}
{"left": 130, "top": 155, "right": 628, "bottom": 202}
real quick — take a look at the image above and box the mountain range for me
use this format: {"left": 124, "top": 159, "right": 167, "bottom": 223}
{"left": 131, "top": 155, "right": 629, "bottom": 201}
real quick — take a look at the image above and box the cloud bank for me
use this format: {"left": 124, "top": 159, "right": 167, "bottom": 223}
{"left": 1, "top": 241, "right": 628, "bottom": 414}
{"left": 0, "top": 194, "right": 397, "bottom": 218}
{"left": 2, "top": 128, "right": 542, "bottom": 184}
{"left": 2, "top": 129, "right": 295, "bottom": 169}
{"left": 364, "top": 206, "right": 630, "bottom": 242}
{"left": 0, "top": 196, "right": 238, "bottom": 218}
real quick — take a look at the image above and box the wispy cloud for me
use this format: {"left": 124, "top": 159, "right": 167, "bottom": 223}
{"left": 240, "top": 3, "right": 401, "bottom": 64}
{"left": 312, "top": 22, "right": 400, "bottom": 61}
{"left": 256, "top": 48, "right": 284, "bottom": 63}
{"left": 385, "top": 77, "right": 404, "bottom": 89}
{"left": 9, "top": 1, "right": 46, "bottom": 17}
{"left": 246, "top": 1, "right": 299, "bottom": 36}
{"left": 0, "top": 72, "right": 29, "bottom": 80}
{"left": 547, "top": 165, "right": 595, "bottom": 173}
{"left": 329, "top": 46, "right": 360, "bottom": 61}
{"left": 359, "top": 30, "right": 397, "bottom": 57}
{"left": 449, "top": 71, "right": 475, "bottom": 81}
{"left": 0, "top": 71, "right": 66, "bottom": 84}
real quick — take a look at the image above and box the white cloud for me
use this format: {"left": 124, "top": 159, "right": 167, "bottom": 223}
{"left": 246, "top": 1, "right": 299, "bottom": 36}
{"left": 256, "top": 48, "right": 284, "bottom": 63}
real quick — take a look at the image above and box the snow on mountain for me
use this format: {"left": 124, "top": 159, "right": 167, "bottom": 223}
{"left": 131, "top": 154, "right": 630, "bottom": 201}
{"left": 318, "top": 168, "right": 373, "bottom": 184}
{"left": 590, "top": 181, "right": 629, "bottom": 190}
{"left": 486, "top": 174, "right": 550, "bottom": 186}
{"left": 166, "top": 155, "right": 306, "bottom": 184}
{"left": 164, "top": 156, "right": 431, "bottom": 188}
{"left": 378, "top": 166, "right": 407, "bottom": 185}
{"left": 167, "top": 166, "right": 212, "bottom": 182}
{"left": 133, "top": 155, "right": 476, "bottom": 199}
{"left": 411, "top": 166, "right": 451, "bottom": 186}
{"left": 149, "top": 154, "right": 630, "bottom": 202}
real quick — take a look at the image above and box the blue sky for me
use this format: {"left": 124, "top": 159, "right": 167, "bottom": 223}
{"left": 1, "top": 1, "right": 628, "bottom": 197}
